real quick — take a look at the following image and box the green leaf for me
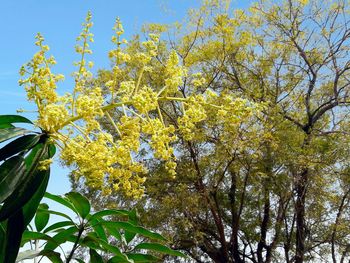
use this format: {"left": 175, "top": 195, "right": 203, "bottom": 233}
{"left": 100, "top": 222, "right": 166, "bottom": 242}
{"left": 39, "top": 250, "right": 63, "bottom": 263}
{"left": 48, "top": 143, "right": 56, "bottom": 158}
{"left": 81, "top": 236, "right": 101, "bottom": 250}
{"left": 3, "top": 209, "right": 25, "bottom": 263}
{"left": 0, "top": 140, "right": 48, "bottom": 221}
{"left": 0, "top": 127, "right": 31, "bottom": 144}
{"left": 125, "top": 253, "right": 160, "bottom": 262}
{"left": 43, "top": 221, "right": 75, "bottom": 234}
{"left": 0, "top": 155, "right": 26, "bottom": 203}
{"left": 65, "top": 192, "right": 91, "bottom": 219}
{"left": 73, "top": 258, "right": 85, "bottom": 263}
{"left": 44, "top": 226, "right": 79, "bottom": 251}
{"left": 104, "top": 222, "right": 122, "bottom": 241}
{"left": 125, "top": 209, "right": 138, "bottom": 244}
{"left": 44, "top": 192, "right": 78, "bottom": 215}
{"left": 21, "top": 231, "right": 54, "bottom": 246}
{"left": 0, "top": 134, "right": 41, "bottom": 161}
{"left": 35, "top": 203, "right": 50, "bottom": 232}
{"left": 0, "top": 221, "right": 5, "bottom": 257}
{"left": 37, "top": 208, "right": 74, "bottom": 222}
{"left": 98, "top": 239, "right": 127, "bottom": 259}
{"left": 0, "top": 162, "right": 49, "bottom": 222}
{"left": 89, "top": 217, "right": 108, "bottom": 242}
{"left": 24, "top": 143, "right": 43, "bottom": 168}
{"left": 134, "top": 243, "right": 186, "bottom": 257}
{"left": 0, "top": 123, "right": 14, "bottom": 129}
{"left": 88, "top": 209, "right": 130, "bottom": 222}
{"left": 0, "top": 115, "right": 32, "bottom": 125}
{"left": 22, "top": 168, "right": 50, "bottom": 226}
{"left": 89, "top": 249, "right": 104, "bottom": 262}
{"left": 107, "top": 255, "right": 133, "bottom": 263}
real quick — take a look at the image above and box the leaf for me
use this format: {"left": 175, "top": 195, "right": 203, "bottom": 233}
{"left": 48, "top": 143, "right": 56, "bottom": 158}
{"left": 125, "top": 209, "right": 138, "bottom": 244}
{"left": 44, "top": 192, "right": 78, "bottom": 215}
{"left": 16, "top": 249, "right": 41, "bottom": 262}
{"left": 0, "top": 123, "right": 14, "bottom": 129}
{"left": 89, "top": 249, "right": 104, "bottom": 262}
{"left": 134, "top": 243, "right": 186, "bottom": 257}
{"left": 35, "top": 203, "right": 50, "bottom": 232}
{"left": 0, "top": 141, "right": 49, "bottom": 223}
{"left": 125, "top": 253, "right": 160, "bottom": 262}
{"left": 100, "top": 222, "right": 166, "bottom": 242}
{"left": 0, "top": 115, "right": 32, "bottom": 125}
{"left": 3, "top": 209, "right": 25, "bottom": 263}
{"left": 9, "top": 170, "right": 50, "bottom": 262}
{"left": 88, "top": 209, "right": 130, "bottom": 221}
{"left": 0, "top": 127, "right": 31, "bottom": 144}
{"left": 38, "top": 209, "right": 74, "bottom": 222}
{"left": 73, "top": 258, "right": 85, "bottom": 263}
{"left": 0, "top": 134, "right": 41, "bottom": 161}
{"left": 44, "top": 226, "right": 79, "bottom": 251}
{"left": 24, "top": 143, "right": 43, "bottom": 168}
{"left": 0, "top": 221, "right": 5, "bottom": 257}
{"left": 0, "top": 160, "right": 50, "bottom": 222}
{"left": 39, "top": 250, "right": 63, "bottom": 263}
{"left": 89, "top": 217, "right": 108, "bottom": 242}
{"left": 98, "top": 239, "right": 127, "bottom": 259}
{"left": 21, "top": 231, "right": 54, "bottom": 246}
{"left": 81, "top": 236, "right": 101, "bottom": 250}
{"left": 0, "top": 155, "right": 26, "bottom": 204}
{"left": 65, "top": 192, "right": 91, "bottom": 219}
{"left": 107, "top": 255, "right": 133, "bottom": 263}
{"left": 22, "top": 168, "right": 50, "bottom": 226}
{"left": 43, "top": 221, "right": 75, "bottom": 233}
{"left": 104, "top": 222, "right": 122, "bottom": 241}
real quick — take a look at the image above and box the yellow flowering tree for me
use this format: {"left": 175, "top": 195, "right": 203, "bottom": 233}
{"left": 69, "top": 1, "right": 350, "bottom": 263}
{"left": 17, "top": 10, "right": 262, "bottom": 202}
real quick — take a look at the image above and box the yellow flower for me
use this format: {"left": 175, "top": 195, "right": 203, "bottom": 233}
{"left": 132, "top": 86, "right": 158, "bottom": 114}
{"left": 38, "top": 159, "right": 53, "bottom": 171}
{"left": 163, "top": 50, "right": 186, "bottom": 94}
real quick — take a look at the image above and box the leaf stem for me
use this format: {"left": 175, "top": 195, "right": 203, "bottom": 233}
{"left": 66, "top": 224, "right": 85, "bottom": 263}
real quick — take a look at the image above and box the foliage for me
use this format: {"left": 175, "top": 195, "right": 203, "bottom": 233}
{"left": 16, "top": 191, "right": 185, "bottom": 262}
{"left": 0, "top": 115, "right": 55, "bottom": 263}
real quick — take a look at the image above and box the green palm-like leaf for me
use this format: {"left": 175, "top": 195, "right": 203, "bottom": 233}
{"left": 34, "top": 203, "right": 50, "bottom": 232}
{"left": 0, "top": 155, "right": 26, "bottom": 203}
{"left": 0, "top": 127, "right": 31, "bottom": 144}
{"left": 0, "top": 134, "right": 40, "bottom": 161}
{"left": 0, "top": 115, "right": 32, "bottom": 125}
{"left": 89, "top": 249, "right": 104, "bottom": 262}
{"left": 65, "top": 192, "right": 91, "bottom": 219}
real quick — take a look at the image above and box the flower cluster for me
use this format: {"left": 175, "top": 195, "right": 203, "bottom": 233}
{"left": 163, "top": 50, "right": 186, "bottom": 95}
{"left": 19, "top": 33, "right": 67, "bottom": 133}
{"left": 178, "top": 95, "right": 207, "bottom": 141}
{"left": 20, "top": 13, "right": 262, "bottom": 199}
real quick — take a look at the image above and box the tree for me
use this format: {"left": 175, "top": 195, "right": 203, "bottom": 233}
{"left": 72, "top": 0, "right": 350, "bottom": 262}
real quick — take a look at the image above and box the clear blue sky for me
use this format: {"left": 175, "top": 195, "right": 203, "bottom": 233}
{"left": 0, "top": 0, "right": 203, "bottom": 195}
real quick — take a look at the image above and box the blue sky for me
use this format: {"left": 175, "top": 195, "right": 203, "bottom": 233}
{"left": 0, "top": 0, "right": 202, "bottom": 195}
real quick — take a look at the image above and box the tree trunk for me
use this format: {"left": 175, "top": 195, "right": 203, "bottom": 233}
{"left": 295, "top": 168, "right": 308, "bottom": 263}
